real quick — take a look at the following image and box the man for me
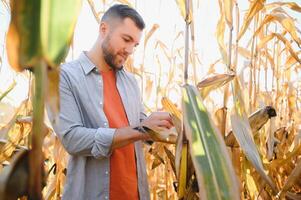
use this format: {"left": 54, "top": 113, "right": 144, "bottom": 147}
{"left": 56, "top": 4, "right": 173, "bottom": 200}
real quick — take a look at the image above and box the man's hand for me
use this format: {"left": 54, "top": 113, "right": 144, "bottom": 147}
{"left": 141, "top": 112, "right": 173, "bottom": 131}
{"left": 140, "top": 112, "right": 176, "bottom": 143}
{"left": 112, "top": 112, "right": 175, "bottom": 150}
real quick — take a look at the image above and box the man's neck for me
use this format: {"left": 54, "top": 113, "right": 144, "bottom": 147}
{"left": 86, "top": 46, "right": 111, "bottom": 72}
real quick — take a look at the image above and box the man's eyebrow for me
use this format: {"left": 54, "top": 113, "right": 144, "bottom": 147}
{"left": 122, "top": 34, "right": 134, "bottom": 40}
{"left": 122, "top": 34, "right": 139, "bottom": 46}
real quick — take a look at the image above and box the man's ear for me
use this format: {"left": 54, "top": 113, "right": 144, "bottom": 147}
{"left": 99, "top": 22, "right": 108, "bottom": 37}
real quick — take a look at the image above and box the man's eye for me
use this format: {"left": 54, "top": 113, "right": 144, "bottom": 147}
{"left": 123, "top": 38, "right": 130, "bottom": 42}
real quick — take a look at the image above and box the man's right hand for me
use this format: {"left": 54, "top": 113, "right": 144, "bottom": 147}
{"left": 141, "top": 112, "right": 173, "bottom": 131}
{"left": 139, "top": 112, "right": 176, "bottom": 143}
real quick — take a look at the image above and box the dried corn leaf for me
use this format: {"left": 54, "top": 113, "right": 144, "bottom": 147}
{"left": 151, "top": 156, "right": 164, "bottom": 170}
{"left": 253, "top": 10, "right": 301, "bottom": 47}
{"left": 266, "top": 117, "right": 277, "bottom": 161}
{"left": 143, "top": 126, "right": 177, "bottom": 144}
{"left": 161, "top": 97, "right": 182, "bottom": 134}
{"left": 144, "top": 24, "right": 159, "bottom": 49}
{"left": 261, "top": 49, "right": 275, "bottom": 69}
{"left": 256, "top": 34, "right": 275, "bottom": 49}
{"left": 0, "top": 81, "right": 16, "bottom": 102}
{"left": 274, "top": 33, "right": 301, "bottom": 64}
{"left": 257, "top": 33, "right": 301, "bottom": 64}
{"left": 285, "top": 51, "right": 301, "bottom": 69}
{"left": 265, "top": 2, "right": 301, "bottom": 13}
{"left": 225, "top": 106, "right": 276, "bottom": 147}
{"left": 163, "top": 146, "right": 176, "bottom": 176}
{"left": 0, "top": 100, "right": 27, "bottom": 140}
{"left": 45, "top": 68, "right": 60, "bottom": 126}
{"left": 197, "top": 73, "right": 235, "bottom": 99}
{"left": 237, "top": 0, "right": 265, "bottom": 41}
{"left": 278, "top": 158, "right": 301, "bottom": 198}
{"left": 237, "top": 46, "right": 251, "bottom": 59}
{"left": 230, "top": 77, "right": 277, "bottom": 193}
{"left": 177, "top": 141, "right": 188, "bottom": 198}
{"left": 175, "top": 0, "right": 192, "bottom": 23}
{"left": 243, "top": 160, "right": 259, "bottom": 199}
{"left": 215, "top": 107, "right": 227, "bottom": 137}
{"left": 216, "top": 0, "right": 228, "bottom": 64}
{"left": 224, "top": 0, "right": 233, "bottom": 28}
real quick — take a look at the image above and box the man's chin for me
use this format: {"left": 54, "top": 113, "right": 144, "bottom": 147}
{"left": 111, "top": 64, "right": 124, "bottom": 71}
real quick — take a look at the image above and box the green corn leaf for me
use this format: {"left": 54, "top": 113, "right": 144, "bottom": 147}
{"left": 7, "top": 0, "right": 42, "bottom": 71}
{"left": 41, "top": 0, "right": 82, "bottom": 67}
{"left": 7, "top": 0, "right": 82, "bottom": 71}
{"left": 182, "top": 84, "right": 239, "bottom": 200}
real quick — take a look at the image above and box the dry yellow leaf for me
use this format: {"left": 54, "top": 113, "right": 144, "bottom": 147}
{"left": 238, "top": 0, "right": 266, "bottom": 41}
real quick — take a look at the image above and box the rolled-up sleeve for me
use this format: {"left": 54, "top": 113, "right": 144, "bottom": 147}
{"left": 54, "top": 68, "right": 115, "bottom": 158}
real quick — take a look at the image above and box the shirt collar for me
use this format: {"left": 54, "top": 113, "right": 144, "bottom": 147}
{"left": 79, "top": 51, "right": 98, "bottom": 75}
{"left": 78, "top": 51, "right": 125, "bottom": 75}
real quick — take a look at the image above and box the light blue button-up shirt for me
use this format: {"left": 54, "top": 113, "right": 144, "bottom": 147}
{"left": 53, "top": 52, "right": 150, "bottom": 200}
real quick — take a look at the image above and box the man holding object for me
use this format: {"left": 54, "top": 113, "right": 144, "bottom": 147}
{"left": 55, "top": 4, "right": 173, "bottom": 200}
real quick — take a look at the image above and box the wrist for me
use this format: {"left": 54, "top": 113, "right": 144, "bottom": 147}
{"left": 133, "top": 126, "right": 153, "bottom": 145}
{"left": 133, "top": 125, "right": 147, "bottom": 134}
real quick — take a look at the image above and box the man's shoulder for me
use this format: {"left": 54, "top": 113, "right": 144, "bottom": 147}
{"left": 60, "top": 59, "right": 82, "bottom": 74}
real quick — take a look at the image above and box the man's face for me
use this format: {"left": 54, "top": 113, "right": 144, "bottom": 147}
{"left": 101, "top": 18, "right": 142, "bottom": 70}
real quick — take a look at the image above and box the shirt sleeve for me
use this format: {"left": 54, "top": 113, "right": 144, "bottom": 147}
{"left": 53, "top": 68, "right": 115, "bottom": 159}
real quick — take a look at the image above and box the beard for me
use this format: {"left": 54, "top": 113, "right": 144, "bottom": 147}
{"left": 101, "top": 36, "right": 125, "bottom": 71}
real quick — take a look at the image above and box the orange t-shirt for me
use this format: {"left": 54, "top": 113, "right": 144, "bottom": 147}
{"left": 101, "top": 70, "right": 139, "bottom": 200}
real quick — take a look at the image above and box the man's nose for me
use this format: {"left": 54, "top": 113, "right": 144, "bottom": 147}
{"left": 124, "top": 44, "right": 135, "bottom": 55}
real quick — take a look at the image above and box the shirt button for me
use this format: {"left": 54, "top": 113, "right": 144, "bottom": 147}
{"left": 99, "top": 102, "right": 103, "bottom": 105}
{"left": 105, "top": 171, "right": 109, "bottom": 175}
{"left": 105, "top": 196, "right": 108, "bottom": 199}
{"left": 104, "top": 122, "right": 107, "bottom": 126}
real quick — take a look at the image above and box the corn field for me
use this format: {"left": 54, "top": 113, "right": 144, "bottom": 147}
{"left": 0, "top": 0, "right": 301, "bottom": 199}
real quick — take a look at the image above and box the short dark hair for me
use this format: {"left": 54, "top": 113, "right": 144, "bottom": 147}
{"left": 101, "top": 4, "right": 145, "bottom": 30}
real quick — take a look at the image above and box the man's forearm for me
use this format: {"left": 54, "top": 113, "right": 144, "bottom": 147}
{"left": 111, "top": 126, "right": 147, "bottom": 150}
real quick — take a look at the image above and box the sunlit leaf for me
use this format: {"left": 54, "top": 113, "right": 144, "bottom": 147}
{"left": 175, "top": 0, "right": 192, "bottom": 23}
{"left": 285, "top": 51, "right": 301, "bottom": 69}
{"left": 230, "top": 77, "right": 278, "bottom": 193}
{"left": 278, "top": 159, "right": 301, "bottom": 198}
{"left": 253, "top": 10, "right": 301, "bottom": 47}
{"left": 41, "top": 0, "right": 82, "bottom": 67}
{"left": 265, "top": 2, "right": 301, "bottom": 13}
{"left": 224, "top": 0, "right": 233, "bottom": 29}
{"left": 237, "top": 0, "right": 266, "bottom": 41}
{"left": 0, "top": 81, "right": 16, "bottom": 102}
{"left": 143, "top": 126, "right": 177, "bottom": 144}
{"left": 197, "top": 73, "right": 235, "bottom": 99}
{"left": 216, "top": 0, "right": 228, "bottom": 64}
{"left": 177, "top": 141, "right": 188, "bottom": 198}
{"left": 45, "top": 68, "right": 60, "bottom": 126}
{"left": 226, "top": 106, "right": 277, "bottom": 147}
{"left": 0, "top": 100, "right": 28, "bottom": 140}
{"left": 6, "top": 0, "right": 42, "bottom": 71}
{"left": 163, "top": 146, "right": 176, "bottom": 176}
{"left": 182, "top": 84, "right": 239, "bottom": 200}
{"left": 144, "top": 24, "right": 159, "bottom": 49}
{"left": 161, "top": 97, "right": 182, "bottom": 134}
{"left": 151, "top": 156, "right": 164, "bottom": 170}
{"left": 237, "top": 46, "right": 251, "bottom": 59}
